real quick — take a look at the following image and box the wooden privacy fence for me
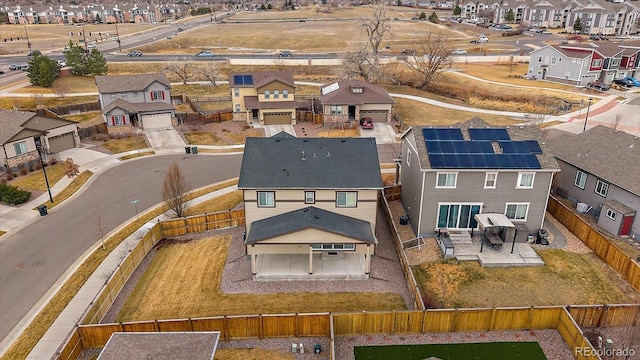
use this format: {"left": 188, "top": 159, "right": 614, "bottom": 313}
{"left": 380, "top": 194, "right": 424, "bottom": 310}
{"left": 547, "top": 196, "right": 640, "bottom": 291}
{"left": 568, "top": 304, "right": 640, "bottom": 328}
{"left": 160, "top": 209, "right": 245, "bottom": 237}
{"left": 383, "top": 185, "right": 402, "bottom": 201}
{"left": 557, "top": 307, "right": 597, "bottom": 360}
{"left": 58, "top": 305, "right": 605, "bottom": 360}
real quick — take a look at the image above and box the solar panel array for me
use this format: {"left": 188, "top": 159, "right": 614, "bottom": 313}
{"left": 233, "top": 74, "right": 253, "bottom": 85}
{"left": 423, "top": 128, "right": 542, "bottom": 169}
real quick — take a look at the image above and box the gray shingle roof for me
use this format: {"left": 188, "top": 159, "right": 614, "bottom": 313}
{"left": 102, "top": 98, "right": 175, "bottom": 115}
{"left": 321, "top": 80, "right": 395, "bottom": 106}
{"left": 245, "top": 206, "right": 376, "bottom": 244}
{"left": 0, "top": 110, "right": 73, "bottom": 144}
{"left": 228, "top": 71, "right": 295, "bottom": 88}
{"left": 97, "top": 332, "right": 219, "bottom": 360}
{"left": 0, "top": 110, "right": 39, "bottom": 144}
{"left": 239, "top": 136, "right": 382, "bottom": 189}
{"left": 546, "top": 125, "right": 640, "bottom": 196}
{"left": 95, "top": 73, "right": 170, "bottom": 94}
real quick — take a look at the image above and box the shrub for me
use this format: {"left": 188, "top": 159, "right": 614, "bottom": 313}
{"left": 49, "top": 158, "right": 58, "bottom": 166}
{"left": 19, "top": 167, "right": 28, "bottom": 176}
{"left": 92, "top": 133, "right": 109, "bottom": 142}
{"left": 34, "top": 162, "right": 43, "bottom": 170}
{"left": 6, "top": 173, "right": 13, "bottom": 181}
{"left": 0, "top": 183, "right": 32, "bottom": 205}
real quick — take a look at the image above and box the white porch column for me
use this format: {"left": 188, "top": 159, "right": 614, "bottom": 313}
{"left": 251, "top": 245, "right": 256, "bottom": 275}
{"left": 309, "top": 245, "right": 313, "bottom": 274}
{"left": 365, "top": 244, "right": 371, "bottom": 275}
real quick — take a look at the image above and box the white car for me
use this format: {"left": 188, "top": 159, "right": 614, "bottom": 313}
{"left": 452, "top": 49, "right": 468, "bottom": 55}
{"left": 87, "top": 43, "right": 96, "bottom": 49}
{"left": 57, "top": 60, "right": 67, "bottom": 67}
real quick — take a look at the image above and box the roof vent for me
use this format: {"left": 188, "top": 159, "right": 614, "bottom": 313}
{"left": 275, "top": 138, "right": 281, "bottom": 142}
{"left": 303, "top": 138, "right": 309, "bottom": 142}
{"left": 313, "top": 153, "right": 317, "bottom": 158}
{"left": 282, "top": 168, "right": 289, "bottom": 176}
{"left": 301, "top": 151, "right": 306, "bottom": 161}
{"left": 326, "top": 152, "right": 331, "bottom": 157}
{"left": 341, "top": 139, "right": 346, "bottom": 142}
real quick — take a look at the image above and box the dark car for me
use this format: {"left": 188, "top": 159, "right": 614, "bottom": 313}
{"left": 360, "top": 117, "right": 374, "bottom": 129}
{"left": 27, "top": 50, "right": 41, "bottom": 57}
{"left": 127, "top": 50, "right": 143, "bottom": 57}
{"left": 587, "top": 81, "right": 610, "bottom": 91}
{"left": 195, "top": 51, "right": 214, "bottom": 57}
{"left": 9, "top": 64, "right": 21, "bottom": 70}
{"left": 0, "top": 69, "right": 4, "bottom": 75}
{"left": 279, "top": 50, "right": 292, "bottom": 57}
{"left": 613, "top": 78, "right": 634, "bottom": 87}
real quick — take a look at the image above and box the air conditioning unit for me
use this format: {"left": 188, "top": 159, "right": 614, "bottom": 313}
{"left": 577, "top": 203, "right": 589, "bottom": 213}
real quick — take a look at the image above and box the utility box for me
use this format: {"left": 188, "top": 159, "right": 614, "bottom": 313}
{"left": 37, "top": 205, "right": 48, "bottom": 216}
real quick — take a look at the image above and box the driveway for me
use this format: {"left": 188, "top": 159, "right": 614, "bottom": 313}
{"left": 263, "top": 125, "right": 297, "bottom": 137}
{"left": 57, "top": 147, "right": 110, "bottom": 165}
{"left": 144, "top": 127, "right": 185, "bottom": 149}
{"left": 360, "top": 124, "right": 399, "bottom": 144}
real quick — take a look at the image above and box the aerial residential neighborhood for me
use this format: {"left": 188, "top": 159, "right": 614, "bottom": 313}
{"left": 0, "top": 2, "right": 639, "bottom": 360}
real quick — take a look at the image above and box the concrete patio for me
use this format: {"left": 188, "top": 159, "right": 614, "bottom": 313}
{"left": 254, "top": 253, "right": 368, "bottom": 281}
{"left": 453, "top": 237, "right": 544, "bottom": 267}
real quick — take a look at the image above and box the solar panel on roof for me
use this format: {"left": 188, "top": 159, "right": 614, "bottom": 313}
{"left": 457, "top": 154, "right": 472, "bottom": 168}
{"left": 233, "top": 75, "right": 243, "bottom": 84}
{"left": 499, "top": 141, "right": 516, "bottom": 153}
{"left": 440, "top": 141, "right": 455, "bottom": 154}
{"left": 442, "top": 154, "right": 459, "bottom": 168}
{"left": 243, "top": 75, "right": 253, "bottom": 85}
{"left": 524, "top": 140, "right": 542, "bottom": 154}
{"left": 425, "top": 141, "right": 442, "bottom": 153}
{"left": 469, "top": 128, "right": 509, "bottom": 141}
{"left": 428, "top": 154, "right": 446, "bottom": 168}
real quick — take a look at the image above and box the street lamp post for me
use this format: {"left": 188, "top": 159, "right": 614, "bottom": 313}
{"left": 114, "top": 21, "right": 122, "bottom": 53}
{"left": 24, "top": 25, "right": 32, "bottom": 53}
{"left": 130, "top": 199, "right": 140, "bottom": 221}
{"left": 582, "top": 97, "right": 593, "bottom": 133}
{"left": 35, "top": 138, "right": 54, "bottom": 203}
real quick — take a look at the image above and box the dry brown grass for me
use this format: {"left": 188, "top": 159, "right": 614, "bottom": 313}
{"left": 62, "top": 111, "right": 102, "bottom": 124}
{"left": 12, "top": 75, "right": 99, "bottom": 94}
{"left": 186, "top": 190, "right": 243, "bottom": 216}
{"left": 102, "top": 135, "right": 146, "bottom": 153}
{"left": 215, "top": 349, "right": 295, "bottom": 360}
{"left": 458, "top": 63, "right": 576, "bottom": 90}
{"left": 0, "top": 95, "right": 98, "bottom": 111}
{"left": 392, "top": 97, "right": 517, "bottom": 126}
{"left": 116, "top": 235, "right": 406, "bottom": 322}
{"left": 9, "top": 163, "right": 67, "bottom": 191}
{"left": 222, "top": 128, "right": 264, "bottom": 144}
{"left": 171, "top": 84, "right": 230, "bottom": 97}
{"left": 413, "top": 249, "right": 633, "bottom": 309}
{"left": 317, "top": 128, "right": 361, "bottom": 138}
{"left": 184, "top": 132, "right": 226, "bottom": 145}
{"left": 196, "top": 102, "right": 232, "bottom": 111}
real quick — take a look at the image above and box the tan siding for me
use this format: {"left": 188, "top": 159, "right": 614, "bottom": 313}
{"left": 249, "top": 243, "right": 371, "bottom": 254}
{"left": 257, "top": 228, "right": 365, "bottom": 244}
{"left": 231, "top": 88, "right": 257, "bottom": 112}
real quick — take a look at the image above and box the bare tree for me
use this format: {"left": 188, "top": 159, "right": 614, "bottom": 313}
{"left": 32, "top": 93, "right": 45, "bottom": 107}
{"left": 612, "top": 113, "right": 622, "bottom": 130}
{"left": 54, "top": 81, "right": 69, "bottom": 99}
{"left": 404, "top": 32, "right": 454, "bottom": 90}
{"left": 165, "top": 58, "right": 195, "bottom": 85}
{"left": 94, "top": 206, "right": 106, "bottom": 251}
{"left": 339, "top": 42, "right": 376, "bottom": 81}
{"left": 197, "top": 62, "right": 221, "bottom": 87}
{"left": 162, "top": 163, "right": 191, "bottom": 218}
{"left": 64, "top": 158, "right": 79, "bottom": 180}
{"left": 359, "top": 4, "right": 393, "bottom": 63}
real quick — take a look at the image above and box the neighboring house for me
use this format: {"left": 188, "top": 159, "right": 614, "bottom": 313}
{"left": 0, "top": 110, "right": 79, "bottom": 170}
{"left": 238, "top": 133, "right": 383, "bottom": 278}
{"left": 320, "top": 79, "right": 394, "bottom": 126}
{"left": 95, "top": 73, "right": 175, "bottom": 133}
{"left": 229, "top": 71, "right": 309, "bottom": 125}
{"left": 400, "top": 117, "right": 559, "bottom": 237}
{"left": 547, "top": 126, "right": 639, "bottom": 240}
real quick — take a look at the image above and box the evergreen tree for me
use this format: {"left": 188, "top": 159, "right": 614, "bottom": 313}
{"left": 267, "top": 3, "right": 272, "bottom": 9}
{"left": 453, "top": 5, "right": 461, "bottom": 16}
{"left": 64, "top": 40, "right": 90, "bottom": 76}
{"left": 573, "top": 18, "right": 582, "bottom": 32}
{"left": 428, "top": 11, "right": 438, "bottom": 23}
{"left": 95, "top": 13, "right": 102, "bottom": 23}
{"left": 505, "top": 9, "right": 515, "bottom": 23}
{"left": 419, "top": 12, "right": 427, "bottom": 20}
{"left": 27, "top": 54, "right": 59, "bottom": 87}
{"left": 87, "top": 49, "right": 108, "bottom": 75}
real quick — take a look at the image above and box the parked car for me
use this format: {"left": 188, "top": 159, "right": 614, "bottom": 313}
{"left": 451, "top": 49, "right": 467, "bottom": 55}
{"left": 57, "top": 60, "right": 67, "bottom": 67}
{"left": 27, "top": 50, "right": 41, "bottom": 57}
{"left": 0, "top": 69, "right": 4, "bottom": 75}
{"left": 587, "top": 81, "right": 610, "bottom": 91}
{"left": 360, "top": 117, "right": 374, "bottom": 129}
{"left": 279, "top": 50, "right": 292, "bottom": 57}
{"left": 470, "top": 35, "right": 489, "bottom": 44}
{"left": 87, "top": 43, "right": 96, "bottom": 49}
{"left": 613, "top": 78, "right": 634, "bottom": 87}
{"left": 401, "top": 49, "right": 416, "bottom": 55}
{"left": 195, "top": 50, "right": 214, "bottom": 57}
{"left": 9, "top": 64, "right": 21, "bottom": 70}
{"left": 21, "top": 65, "right": 30, "bottom": 71}
{"left": 127, "top": 50, "right": 143, "bottom": 57}
{"left": 621, "top": 76, "right": 640, "bottom": 87}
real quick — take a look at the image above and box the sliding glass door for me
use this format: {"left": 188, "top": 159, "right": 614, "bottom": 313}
{"left": 437, "top": 204, "right": 482, "bottom": 229}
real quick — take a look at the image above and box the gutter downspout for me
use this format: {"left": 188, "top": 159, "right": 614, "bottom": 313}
{"left": 417, "top": 170, "right": 426, "bottom": 236}
{"left": 577, "top": 57, "right": 585, "bottom": 86}
{"left": 542, "top": 171, "right": 557, "bottom": 230}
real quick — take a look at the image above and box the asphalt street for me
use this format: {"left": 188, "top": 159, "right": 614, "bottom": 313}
{"left": 0, "top": 153, "right": 242, "bottom": 341}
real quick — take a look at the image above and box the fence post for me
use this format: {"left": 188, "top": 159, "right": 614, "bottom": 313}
{"left": 597, "top": 304, "right": 608, "bottom": 328}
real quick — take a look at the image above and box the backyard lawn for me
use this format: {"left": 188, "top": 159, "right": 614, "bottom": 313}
{"left": 116, "top": 235, "right": 406, "bottom": 322}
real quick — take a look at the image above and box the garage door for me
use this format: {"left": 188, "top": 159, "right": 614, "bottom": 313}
{"left": 141, "top": 113, "right": 172, "bottom": 129}
{"left": 360, "top": 110, "right": 388, "bottom": 123}
{"left": 263, "top": 112, "right": 292, "bottom": 125}
{"left": 49, "top": 132, "right": 75, "bottom": 153}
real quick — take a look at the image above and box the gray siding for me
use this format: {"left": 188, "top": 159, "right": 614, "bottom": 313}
{"left": 400, "top": 134, "right": 424, "bottom": 235}
{"left": 528, "top": 46, "right": 593, "bottom": 85}
{"left": 100, "top": 81, "right": 172, "bottom": 108}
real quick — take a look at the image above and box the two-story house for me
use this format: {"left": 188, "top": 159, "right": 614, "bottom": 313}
{"left": 0, "top": 110, "right": 79, "bottom": 171}
{"left": 238, "top": 133, "right": 383, "bottom": 279}
{"left": 320, "top": 79, "right": 394, "bottom": 126}
{"left": 547, "top": 126, "right": 639, "bottom": 240}
{"left": 95, "top": 73, "right": 175, "bottom": 133}
{"left": 400, "top": 118, "right": 559, "bottom": 237}
{"left": 229, "top": 71, "right": 309, "bottom": 125}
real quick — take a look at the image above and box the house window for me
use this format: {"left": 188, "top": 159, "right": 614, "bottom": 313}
{"left": 436, "top": 172, "right": 457, "bottom": 188}
{"left": 13, "top": 141, "right": 28, "bottom": 155}
{"left": 235, "top": 104, "right": 241, "bottom": 112}
{"left": 264, "top": 90, "right": 270, "bottom": 99}
{"left": 406, "top": 150, "right": 411, "bottom": 167}
{"left": 150, "top": 90, "right": 164, "bottom": 101}
{"left": 538, "top": 56, "right": 543, "bottom": 63}
{"left": 517, "top": 172, "right": 535, "bottom": 188}
{"left": 484, "top": 172, "right": 498, "bottom": 189}
{"left": 336, "top": 191, "right": 357, "bottom": 207}
{"left": 274, "top": 90, "right": 279, "bottom": 99}
{"left": 592, "top": 59, "right": 602, "bottom": 67}
{"left": 351, "top": 87, "right": 363, "bottom": 93}
{"left": 574, "top": 170, "right": 587, "bottom": 189}
{"left": 311, "top": 244, "right": 355, "bottom": 251}
{"left": 505, "top": 203, "right": 529, "bottom": 220}
{"left": 110, "top": 94, "right": 116, "bottom": 99}
{"left": 437, "top": 204, "right": 481, "bottom": 229}
{"left": 551, "top": 57, "right": 557, "bottom": 65}
{"left": 234, "top": 88, "right": 239, "bottom": 97}
{"left": 305, "top": 191, "right": 315, "bottom": 204}
{"left": 283, "top": 90, "right": 289, "bottom": 99}
{"left": 257, "top": 191, "right": 275, "bottom": 207}
{"left": 606, "top": 208, "right": 616, "bottom": 220}
{"left": 112, "top": 115, "right": 124, "bottom": 125}
{"left": 595, "top": 179, "right": 609, "bottom": 197}
{"left": 330, "top": 105, "right": 343, "bottom": 115}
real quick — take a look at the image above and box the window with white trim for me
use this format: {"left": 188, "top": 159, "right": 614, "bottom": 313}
{"left": 436, "top": 172, "right": 457, "bottom": 188}
{"left": 113, "top": 115, "right": 124, "bottom": 126}
{"left": 150, "top": 90, "right": 164, "bottom": 101}
{"left": 274, "top": 90, "right": 279, "bottom": 99}
{"left": 592, "top": 59, "right": 602, "bottom": 67}
{"left": 595, "top": 179, "right": 609, "bottom": 197}
{"left": 305, "top": 191, "right": 315, "bottom": 204}
{"left": 574, "top": 170, "right": 587, "bottom": 189}
{"left": 264, "top": 90, "right": 270, "bottom": 99}
{"left": 13, "top": 141, "right": 28, "bottom": 155}
{"left": 283, "top": 89, "right": 289, "bottom": 99}
{"left": 505, "top": 203, "right": 529, "bottom": 220}
{"left": 484, "top": 172, "right": 498, "bottom": 189}
{"left": 234, "top": 88, "right": 239, "bottom": 97}
{"left": 551, "top": 57, "right": 557, "bottom": 65}
{"left": 606, "top": 208, "right": 616, "bottom": 220}
{"left": 257, "top": 191, "right": 275, "bottom": 207}
{"left": 235, "top": 104, "right": 241, "bottom": 112}
{"left": 517, "top": 172, "right": 535, "bottom": 188}
{"left": 336, "top": 191, "right": 357, "bottom": 207}
{"left": 406, "top": 150, "right": 411, "bottom": 167}
{"left": 330, "top": 105, "right": 343, "bottom": 115}
{"left": 311, "top": 244, "right": 355, "bottom": 251}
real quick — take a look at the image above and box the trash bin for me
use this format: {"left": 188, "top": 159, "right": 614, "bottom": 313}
{"left": 314, "top": 344, "right": 321, "bottom": 354}
{"left": 184, "top": 146, "right": 191, "bottom": 154}
{"left": 537, "top": 228, "right": 549, "bottom": 245}
{"left": 191, "top": 146, "right": 198, "bottom": 154}
{"left": 37, "top": 205, "right": 48, "bottom": 216}
{"left": 399, "top": 215, "right": 409, "bottom": 225}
